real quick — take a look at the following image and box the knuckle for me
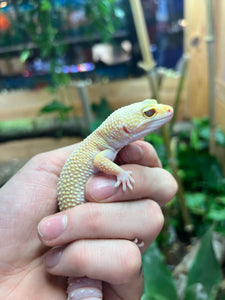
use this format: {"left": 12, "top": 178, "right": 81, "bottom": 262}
{"left": 149, "top": 169, "right": 178, "bottom": 204}
{"left": 149, "top": 200, "right": 164, "bottom": 228}
{"left": 118, "top": 242, "right": 142, "bottom": 283}
{"left": 70, "top": 241, "right": 88, "bottom": 273}
{"left": 31, "top": 152, "right": 48, "bottom": 166}
{"left": 143, "top": 200, "right": 164, "bottom": 234}
{"left": 84, "top": 203, "right": 103, "bottom": 233}
{"left": 144, "top": 142, "right": 157, "bottom": 157}
{"left": 30, "top": 152, "right": 53, "bottom": 173}
{"left": 136, "top": 140, "right": 160, "bottom": 166}
{"left": 160, "top": 170, "right": 178, "bottom": 200}
{"left": 129, "top": 200, "right": 164, "bottom": 251}
{"left": 28, "top": 152, "right": 63, "bottom": 180}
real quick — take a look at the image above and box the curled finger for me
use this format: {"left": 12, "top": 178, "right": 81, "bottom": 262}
{"left": 86, "top": 165, "right": 177, "bottom": 206}
{"left": 116, "top": 140, "right": 162, "bottom": 168}
{"left": 44, "top": 239, "right": 142, "bottom": 285}
{"left": 38, "top": 200, "right": 164, "bottom": 251}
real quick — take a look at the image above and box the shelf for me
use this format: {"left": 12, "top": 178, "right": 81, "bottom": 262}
{"left": 0, "top": 30, "right": 129, "bottom": 55}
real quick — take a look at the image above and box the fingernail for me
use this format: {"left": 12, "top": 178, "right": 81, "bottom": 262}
{"left": 38, "top": 214, "right": 67, "bottom": 240}
{"left": 87, "top": 176, "right": 116, "bottom": 202}
{"left": 45, "top": 247, "right": 62, "bottom": 268}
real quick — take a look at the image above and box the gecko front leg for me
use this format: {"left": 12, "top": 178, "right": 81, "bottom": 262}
{"left": 93, "top": 149, "right": 135, "bottom": 192}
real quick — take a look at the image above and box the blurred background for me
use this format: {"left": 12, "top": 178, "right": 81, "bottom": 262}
{"left": 0, "top": 1, "right": 225, "bottom": 299}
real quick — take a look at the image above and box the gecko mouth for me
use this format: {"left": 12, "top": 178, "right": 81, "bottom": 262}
{"left": 160, "top": 111, "right": 174, "bottom": 121}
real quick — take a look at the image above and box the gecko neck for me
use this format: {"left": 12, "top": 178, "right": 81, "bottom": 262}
{"left": 93, "top": 126, "right": 153, "bottom": 151}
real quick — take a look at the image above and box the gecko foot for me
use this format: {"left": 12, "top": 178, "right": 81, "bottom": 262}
{"left": 133, "top": 237, "right": 145, "bottom": 248}
{"left": 115, "top": 171, "right": 135, "bottom": 192}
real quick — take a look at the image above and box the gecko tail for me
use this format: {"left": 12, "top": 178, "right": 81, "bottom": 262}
{"left": 67, "top": 276, "right": 103, "bottom": 300}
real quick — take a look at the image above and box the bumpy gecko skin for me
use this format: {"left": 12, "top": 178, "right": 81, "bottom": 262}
{"left": 57, "top": 99, "right": 173, "bottom": 300}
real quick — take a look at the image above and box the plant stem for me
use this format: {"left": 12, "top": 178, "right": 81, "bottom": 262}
{"left": 129, "top": 0, "right": 192, "bottom": 232}
{"left": 158, "top": 89, "right": 193, "bottom": 231}
{"left": 205, "top": 0, "right": 216, "bottom": 155}
{"left": 170, "top": 54, "right": 189, "bottom": 131}
{"left": 76, "top": 81, "right": 94, "bottom": 132}
{"left": 166, "top": 134, "right": 193, "bottom": 232}
{"left": 146, "top": 69, "right": 159, "bottom": 99}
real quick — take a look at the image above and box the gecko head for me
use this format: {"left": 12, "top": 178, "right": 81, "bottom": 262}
{"left": 100, "top": 99, "right": 174, "bottom": 145}
{"left": 139, "top": 99, "right": 173, "bottom": 130}
{"left": 129, "top": 99, "right": 173, "bottom": 136}
{"left": 106, "top": 99, "right": 173, "bottom": 142}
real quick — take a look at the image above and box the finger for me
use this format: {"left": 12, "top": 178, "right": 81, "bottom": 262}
{"left": 116, "top": 140, "right": 162, "bottom": 168}
{"left": 44, "top": 239, "right": 142, "bottom": 286}
{"left": 86, "top": 165, "right": 178, "bottom": 205}
{"left": 38, "top": 200, "right": 164, "bottom": 250}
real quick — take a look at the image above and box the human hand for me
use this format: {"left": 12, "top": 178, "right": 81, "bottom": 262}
{"left": 0, "top": 141, "right": 177, "bottom": 300}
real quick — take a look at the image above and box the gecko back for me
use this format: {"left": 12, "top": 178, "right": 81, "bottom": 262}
{"left": 57, "top": 136, "right": 98, "bottom": 210}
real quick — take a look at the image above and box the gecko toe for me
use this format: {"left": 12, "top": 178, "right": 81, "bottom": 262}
{"left": 115, "top": 171, "right": 135, "bottom": 192}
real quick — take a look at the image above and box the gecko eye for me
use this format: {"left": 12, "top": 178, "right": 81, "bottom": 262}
{"left": 143, "top": 108, "right": 156, "bottom": 118}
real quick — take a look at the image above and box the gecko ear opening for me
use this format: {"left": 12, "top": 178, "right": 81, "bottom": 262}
{"left": 143, "top": 108, "right": 156, "bottom": 118}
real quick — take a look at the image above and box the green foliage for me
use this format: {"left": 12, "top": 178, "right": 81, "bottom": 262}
{"left": 185, "top": 229, "right": 222, "bottom": 300}
{"left": 184, "top": 192, "right": 225, "bottom": 235}
{"left": 16, "top": 0, "right": 123, "bottom": 75}
{"left": 18, "top": 1, "right": 57, "bottom": 55}
{"left": 145, "top": 118, "right": 225, "bottom": 235}
{"left": 0, "top": 119, "right": 34, "bottom": 134}
{"left": 15, "top": 0, "right": 69, "bottom": 87}
{"left": 20, "top": 50, "right": 31, "bottom": 63}
{"left": 14, "top": 0, "right": 123, "bottom": 121}
{"left": 177, "top": 119, "right": 225, "bottom": 234}
{"left": 142, "top": 243, "right": 178, "bottom": 300}
{"left": 190, "top": 118, "right": 225, "bottom": 148}
{"left": 207, "top": 200, "right": 225, "bottom": 221}
{"left": 90, "top": 97, "right": 113, "bottom": 131}
{"left": 144, "top": 115, "right": 225, "bottom": 299}
{"left": 39, "top": 99, "right": 73, "bottom": 120}
{"left": 84, "top": 0, "right": 124, "bottom": 42}
{"left": 142, "top": 230, "right": 222, "bottom": 300}
{"left": 144, "top": 131, "right": 167, "bottom": 164}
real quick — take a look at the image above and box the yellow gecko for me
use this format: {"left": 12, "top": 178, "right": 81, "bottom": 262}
{"left": 57, "top": 99, "right": 173, "bottom": 300}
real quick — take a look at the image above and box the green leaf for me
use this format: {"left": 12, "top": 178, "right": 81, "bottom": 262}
{"left": 145, "top": 132, "right": 164, "bottom": 145}
{"left": 217, "top": 196, "right": 225, "bottom": 205}
{"left": 142, "top": 243, "right": 178, "bottom": 300}
{"left": 91, "top": 98, "right": 112, "bottom": 120}
{"left": 206, "top": 208, "right": 225, "bottom": 221}
{"left": 199, "top": 126, "right": 210, "bottom": 141}
{"left": 41, "top": 0, "right": 52, "bottom": 11}
{"left": 185, "top": 283, "right": 208, "bottom": 300}
{"left": 190, "top": 128, "right": 199, "bottom": 150}
{"left": 39, "top": 100, "right": 73, "bottom": 120}
{"left": 20, "top": 50, "right": 31, "bottom": 62}
{"left": 185, "top": 193, "right": 206, "bottom": 215}
{"left": 185, "top": 230, "right": 222, "bottom": 300}
{"left": 215, "top": 128, "right": 225, "bottom": 145}
{"left": 84, "top": 0, "right": 122, "bottom": 42}
{"left": 114, "top": 7, "right": 125, "bottom": 18}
